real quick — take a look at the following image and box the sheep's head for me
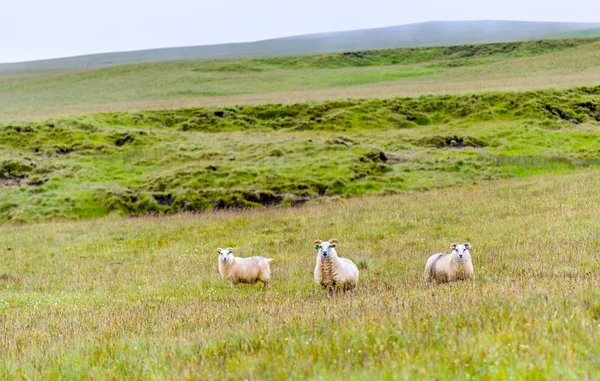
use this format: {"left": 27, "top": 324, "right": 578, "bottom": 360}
{"left": 217, "top": 247, "right": 233, "bottom": 263}
{"left": 314, "top": 239, "right": 339, "bottom": 259}
{"left": 451, "top": 243, "right": 472, "bottom": 260}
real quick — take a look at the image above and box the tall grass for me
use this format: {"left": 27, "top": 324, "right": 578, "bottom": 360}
{"left": 0, "top": 171, "right": 599, "bottom": 379}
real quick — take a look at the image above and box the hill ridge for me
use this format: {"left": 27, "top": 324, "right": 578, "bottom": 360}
{"left": 2, "top": 20, "right": 600, "bottom": 74}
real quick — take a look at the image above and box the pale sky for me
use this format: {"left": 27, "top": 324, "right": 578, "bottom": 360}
{"left": 2, "top": 0, "right": 600, "bottom": 63}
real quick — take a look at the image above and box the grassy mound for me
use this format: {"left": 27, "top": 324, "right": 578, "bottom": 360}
{"left": 1, "top": 85, "right": 600, "bottom": 222}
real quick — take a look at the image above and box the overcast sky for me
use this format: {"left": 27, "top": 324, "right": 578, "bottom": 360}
{"left": 2, "top": 0, "right": 600, "bottom": 63}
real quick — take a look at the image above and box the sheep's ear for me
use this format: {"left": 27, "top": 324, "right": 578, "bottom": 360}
{"left": 328, "top": 239, "right": 339, "bottom": 247}
{"left": 464, "top": 243, "right": 472, "bottom": 249}
{"left": 217, "top": 248, "right": 223, "bottom": 254}
{"left": 226, "top": 247, "right": 233, "bottom": 252}
{"left": 451, "top": 243, "right": 458, "bottom": 250}
{"left": 314, "top": 240, "right": 322, "bottom": 250}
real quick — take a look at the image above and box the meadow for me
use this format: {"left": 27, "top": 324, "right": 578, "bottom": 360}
{"left": 2, "top": 37, "right": 600, "bottom": 120}
{"left": 2, "top": 34, "right": 600, "bottom": 379}
{"left": 1, "top": 171, "right": 600, "bottom": 379}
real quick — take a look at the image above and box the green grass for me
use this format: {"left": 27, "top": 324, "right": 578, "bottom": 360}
{"left": 551, "top": 28, "right": 600, "bottom": 38}
{"left": 2, "top": 37, "right": 600, "bottom": 119}
{"left": 1, "top": 170, "right": 600, "bottom": 379}
{"left": 2, "top": 85, "right": 600, "bottom": 223}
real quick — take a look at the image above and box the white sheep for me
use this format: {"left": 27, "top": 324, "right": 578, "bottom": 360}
{"left": 424, "top": 243, "right": 474, "bottom": 284}
{"left": 217, "top": 248, "right": 274, "bottom": 289}
{"left": 313, "top": 239, "right": 359, "bottom": 294}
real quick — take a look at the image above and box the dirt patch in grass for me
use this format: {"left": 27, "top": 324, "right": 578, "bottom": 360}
{"left": 0, "top": 178, "right": 22, "bottom": 188}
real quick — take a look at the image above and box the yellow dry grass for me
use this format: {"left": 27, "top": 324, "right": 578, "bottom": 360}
{"left": 1, "top": 171, "right": 599, "bottom": 379}
{"left": 3, "top": 72, "right": 600, "bottom": 122}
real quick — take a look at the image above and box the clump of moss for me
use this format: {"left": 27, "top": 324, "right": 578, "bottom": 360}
{"left": 97, "top": 187, "right": 311, "bottom": 215}
{"left": 0, "top": 159, "right": 35, "bottom": 179}
{"left": 416, "top": 135, "right": 489, "bottom": 148}
{"left": 269, "top": 149, "right": 285, "bottom": 157}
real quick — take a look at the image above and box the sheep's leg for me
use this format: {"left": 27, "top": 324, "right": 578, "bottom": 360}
{"left": 259, "top": 270, "right": 271, "bottom": 289}
{"left": 326, "top": 286, "right": 334, "bottom": 298}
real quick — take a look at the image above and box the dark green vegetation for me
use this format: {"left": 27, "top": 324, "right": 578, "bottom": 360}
{"left": 2, "top": 20, "right": 600, "bottom": 73}
{"left": 3, "top": 36, "right": 600, "bottom": 119}
{"left": 2, "top": 85, "right": 600, "bottom": 223}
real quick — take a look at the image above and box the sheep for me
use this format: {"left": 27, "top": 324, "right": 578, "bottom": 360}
{"left": 313, "top": 239, "right": 359, "bottom": 295}
{"left": 424, "top": 243, "right": 474, "bottom": 284}
{"left": 217, "top": 247, "right": 273, "bottom": 289}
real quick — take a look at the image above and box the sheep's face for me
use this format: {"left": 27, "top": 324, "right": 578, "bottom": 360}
{"left": 314, "top": 239, "right": 339, "bottom": 259}
{"left": 217, "top": 248, "right": 233, "bottom": 263}
{"left": 451, "top": 243, "right": 472, "bottom": 260}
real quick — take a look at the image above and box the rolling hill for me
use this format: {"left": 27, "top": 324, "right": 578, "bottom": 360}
{"left": 2, "top": 20, "right": 600, "bottom": 74}
{"left": 2, "top": 36, "right": 600, "bottom": 120}
{"left": 551, "top": 28, "right": 600, "bottom": 38}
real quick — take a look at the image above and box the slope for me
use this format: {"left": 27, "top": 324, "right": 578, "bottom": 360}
{"left": 2, "top": 20, "right": 600, "bottom": 74}
{"left": 2, "top": 37, "right": 600, "bottom": 120}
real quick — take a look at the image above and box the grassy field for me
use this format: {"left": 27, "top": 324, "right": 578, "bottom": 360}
{"left": 2, "top": 85, "right": 600, "bottom": 223}
{"left": 2, "top": 37, "right": 600, "bottom": 120}
{"left": 1, "top": 170, "right": 600, "bottom": 379}
{"left": 3, "top": 34, "right": 600, "bottom": 379}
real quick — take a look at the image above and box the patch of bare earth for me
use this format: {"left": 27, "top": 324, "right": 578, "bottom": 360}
{"left": 0, "top": 178, "right": 22, "bottom": 188}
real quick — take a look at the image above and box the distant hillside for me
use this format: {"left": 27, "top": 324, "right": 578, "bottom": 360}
{"left": 2, "top": 20, "right": 600, "bottom": 74}
{"left": 2, "top": 36, "right": 600, "bottom": 120}
{"left": 551, "top": 28, "right": 600, "bottom": 38}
